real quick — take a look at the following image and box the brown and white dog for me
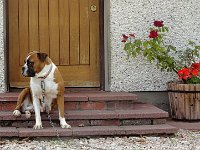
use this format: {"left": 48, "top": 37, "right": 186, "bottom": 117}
{"left": 13, "top": 51, "right": 71, "bottom": 129}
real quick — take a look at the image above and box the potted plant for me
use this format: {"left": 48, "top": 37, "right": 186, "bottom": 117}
{"left": 121, "top": 20, "right": 200, "bottom": 120}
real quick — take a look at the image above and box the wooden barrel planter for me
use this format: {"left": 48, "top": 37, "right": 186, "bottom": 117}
{"left": 167, "top": 81, "right": 200, "bottom": 120}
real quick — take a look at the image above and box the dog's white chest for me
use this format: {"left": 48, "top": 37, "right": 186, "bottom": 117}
{"left": 30, "top": 64, "right": 58, "bottom": 100}
{"left": 31, "top": 78, "right": 58, "bottom": 99}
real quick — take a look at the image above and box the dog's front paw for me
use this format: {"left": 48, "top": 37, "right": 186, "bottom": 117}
{"left": 60, "top": 120, "right": 71, "bottom": 129}
{"left": 61, "top": 122, "right": 71, "bottom": 129}
{"left": 33, "top": 124, "right": 43, "bottom": 130}
{"left": 60, "top": 118, "right": 71, "bottom": 129}
{"left": 13, "top": 110, "right": 21, "bottom": 117}
{"left": 25, "top": 110, "right": 31, "bottom": 119}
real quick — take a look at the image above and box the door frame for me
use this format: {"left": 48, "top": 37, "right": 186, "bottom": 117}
{"left": 4, "top": 0, "right": 107, "bottom": 91}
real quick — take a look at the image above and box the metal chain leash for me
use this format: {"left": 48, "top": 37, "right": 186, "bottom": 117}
{"left": 41, "top": 80, "right": 62, "bottom": 140}
{"left": 41, "top": 81, "right": 46, "bottom": 104}
{"left": 47, "top": 112, "right": 62, "bottom": 140}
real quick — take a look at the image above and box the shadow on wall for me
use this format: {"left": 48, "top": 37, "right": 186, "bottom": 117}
{"left": 132, "top": 91, "right": 170, "bottom": 113}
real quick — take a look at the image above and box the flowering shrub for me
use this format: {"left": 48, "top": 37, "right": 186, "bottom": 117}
{"left": 122, "top": 20, "right": 200, "bottom": 84}
{"left": 178, "top": 62, "right": 200, "bottom": 84}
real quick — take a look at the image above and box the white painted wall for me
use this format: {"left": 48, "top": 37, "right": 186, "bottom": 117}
{"left": 109, "top": 0, "right": 200, "bottom": 91}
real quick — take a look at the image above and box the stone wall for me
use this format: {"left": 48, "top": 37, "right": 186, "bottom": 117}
{"left": 0, "top": 0, "right": 5, "bottom": 93}
{"left": 109, "top": 0, "right": 200, "bottom": 91}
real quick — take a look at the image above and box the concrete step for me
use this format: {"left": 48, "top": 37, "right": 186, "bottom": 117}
{"left": 0, "top": 103, "right": 169, "bottom": 127}
{"left": 0, "top": 124, "right": 178, "bottom": 137}
{"left": 0, "top": 91, "right": 138, "bottom": 111}
{"left": 0, "top": 103, "right": 168, "bottom": 120}
{"left": 0, "top": 92, "right": 178, "bottom": 137}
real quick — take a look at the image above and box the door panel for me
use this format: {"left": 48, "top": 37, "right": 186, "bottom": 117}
{"left": 39, "top": 0, "right": 50, "bottom": 57}
{"left": 29, "top": 0, "right": 39, "bottom": 51}
{"left": 8, "top": 0, "right": 100, "bottom": 87}
{"left": 80, "top": 0, "right": 90, "bottom": 65}
{"left": 19, "top": 0, "right": 29, "bottom": 66}
{"left": 59, "top": 0, "right": 70, "bottom": 65}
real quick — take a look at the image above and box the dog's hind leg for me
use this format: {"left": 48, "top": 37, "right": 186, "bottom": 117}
{"left": 21, "top": 96, "right": 33, "bottom": 119}
{"left": 13, "top": 88, "right": 31, "bottom": 117}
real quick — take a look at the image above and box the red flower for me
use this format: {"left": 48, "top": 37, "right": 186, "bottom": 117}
{"left": 178, "top": 69, "right": 184, "bottom": 75}
{"left": 182, "top": 68, "right": 190, "bottom": 75}
{"left": 122, "top": 34, "right": 128, "bottom": 39}
{"left": 149, "top": 30, "right": 158, "bottom": 38}
{"left": 121, "top": 39, "right": 127, "bottom": 43}
{"left": 178, "top": 67, "right": 199, "bottom": 80}
{"left": 191, "top": 62, "right": 200, "bottom": 70}
{"left": 154, "top": 21, "right": 164, "bottom": 27}
{"left": 178, "top": 68, "right": 191, "bottom": 80}
{"left": 191, "top": 69, "right": 198, "bottom": 76}
{"left": 178, "top": 69, "right": 184, "bottom": 79}
{"left": 129, "top": 33, "right": 135, "bottom": 37}
{"left": 121, "top": 34, "right": 129, "bottom": 43}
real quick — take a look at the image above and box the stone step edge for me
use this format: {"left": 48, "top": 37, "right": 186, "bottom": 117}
{"left": 0, "top": 109, "right": 169, "bottom": 121}
{"left": 0, "top": 92, "right": 138, "bottom": 102}
{"left": 10, "top": 118, "right": 167, "bottom": 128}
{"left": 0, "top": 124, "right": 178, "bottom": 137}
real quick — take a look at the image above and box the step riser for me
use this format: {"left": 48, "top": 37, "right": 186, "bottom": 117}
{"left": 0, "top": 125, "right": 178, "bottom": 137}
{"left": 1, "top": 119, "right": 166, "bottom": 128}
{"left": 0, "top": 101, "right": 16, "bottom": 111}
{"left": 0, "top": 101, "right": 137, "bottom": 111}
{"left": 65, "top": 101, "right": 137, "bottom": 110}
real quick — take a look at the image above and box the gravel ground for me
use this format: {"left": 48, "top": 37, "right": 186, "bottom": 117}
{"left": 0, "top": 129, "right": 200, "bottom": 150}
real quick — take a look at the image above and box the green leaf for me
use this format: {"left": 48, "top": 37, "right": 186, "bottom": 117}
{"left": 131, "top": 51, "right": 136, "bottom": 58}
{"left": 186, "top": 77, "right": 200, "bottom": 84}
{"left": 161, "top": 27, "right": 165, "bottom": 32}
{"left": 124, "top": 42, "right": 132, "bottom": 51}
{"left": 143, "top": 48, "right": 150, "bottom": 57}
{"left": 188, "top": 41, "right": 196, "bottom": 46}
{"left": 195, "top": 46, "right": 200, "bottom": 50}
{"left": 135, "top": 40, "right": 142, "bottom": 47}
{"left": 136, "top": 47, "right": 141, "bottom": 54}
{"left": 152, "top": 38, "right": 157, "bottom": 44}
{"left": 168, "top": 45, "right": 176, "bottom": 51}
{"left": 147, "top": 54, "right": 154, "bottom": 62}
{"left": 164, "top": 27, "right": 169, "bottom": 32}
{"left": 143, "top": 41, "right": 149, "bottom": 48}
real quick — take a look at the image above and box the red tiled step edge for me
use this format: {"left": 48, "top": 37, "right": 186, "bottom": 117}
{"left": 0, "top": 91, "right": 138, "bottom": 102}
{"left": 0, "top": 100, "right": 139, "bottom": 111}
{"left": 0, "top": 104, "right": 169, "bottom": 121}
{"left": 0, "top": 92, "right": 138, "bottom": 111}
{"left": 0, "top": 124, "right": 177, "bottom": 137}
{"left": 0, "top": 100, "right": 140, "bottom": 111}
{"left": 0, "top": 127, "right": 19, "bottom": 137}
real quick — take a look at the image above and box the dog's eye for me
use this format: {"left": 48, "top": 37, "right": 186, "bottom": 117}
{"left": 28, "top": 61, "right": 34, "bottom": 66}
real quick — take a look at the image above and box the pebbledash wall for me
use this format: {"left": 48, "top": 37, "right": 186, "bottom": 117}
{"left": 0, "top": 0, "right": 200, "bottom": 95}
{"left": 108, "top": 0, "right": 200, "bottom": 92}
{"left": 0, "top": 0, "right": 5, "bottom": 93}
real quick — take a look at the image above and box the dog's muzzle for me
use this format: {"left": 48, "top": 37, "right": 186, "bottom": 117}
{"left": 22, "top": 65, "right": 35, "bottom": 77}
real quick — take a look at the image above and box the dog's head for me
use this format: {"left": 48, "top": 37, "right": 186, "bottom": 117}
{"left": 22, "top": 51, "right": 48, "bottom": 77}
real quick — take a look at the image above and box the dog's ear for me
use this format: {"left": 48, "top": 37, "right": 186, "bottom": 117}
{"left": 37, "top": 52, "right": 48, "bottom": 62}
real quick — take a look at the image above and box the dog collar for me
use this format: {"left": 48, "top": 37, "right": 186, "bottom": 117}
{"left": 37, "top": 64, "right": 53, "bottom": 79}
